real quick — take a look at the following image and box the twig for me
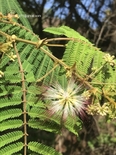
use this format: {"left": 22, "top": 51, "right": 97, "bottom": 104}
{"left": 96, "top": 14, "right": 116, "bottom": 46}
{"left": 37, "top": 63, "right": 59, "bottom": 82}
{"left": 96, "top": 20, "right": 108, "bottom": 46}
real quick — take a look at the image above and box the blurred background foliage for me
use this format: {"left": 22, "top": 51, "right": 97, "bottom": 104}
{"left": 17, "top": 0, "right": 116, "bottom": 154}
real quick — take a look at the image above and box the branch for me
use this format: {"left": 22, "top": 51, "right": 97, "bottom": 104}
{"left": 78, "top": 1, "right": 102, "bottom": 27}
{"left": 13, "top": 43, "right": 28, "bottom": 155}
{"left": 96, "top": 14, "right": 116, "bottom": 46}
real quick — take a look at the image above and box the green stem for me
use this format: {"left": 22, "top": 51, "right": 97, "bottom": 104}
{"left": 86, "top": 62, "right": 107, "bottom": 80}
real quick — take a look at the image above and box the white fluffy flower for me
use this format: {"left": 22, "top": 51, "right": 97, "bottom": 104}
{"left": 43, "top": 78, "right": 89, "bottom": 121}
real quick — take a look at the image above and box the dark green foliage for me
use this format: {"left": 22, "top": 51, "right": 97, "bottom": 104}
{"left": 44, "top": 26, "right": 116, "bottom": 101}
{"left": 0, "top": 1, "right": 64, "bottom": 154}
{"left": 0, "top": 1, "right": 116, "bottom": 155}
{"left": 0, "top": 0, "right": 32, "bottom": 29}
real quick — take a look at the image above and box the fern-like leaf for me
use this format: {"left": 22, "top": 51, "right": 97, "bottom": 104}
{"left": 28, "top": 119, "right": 61, "bottom": 133}
{"left": 0, "top": 142, "right": 23, "bottom": 155}
{"left": 44, "top": 25, "right": 89, "bottom": 42}
{"left": 0, "top": 119, "right": 23, "bottom": 131}
{"left": 28, "top": 142, "right": 62, "bottom": 155}
{"left": 0, "top": 108, "right": 22, "bottom": 122}
{"left": 0, "top": 96, "right": 22, "bottom": 108}
{"left": 0, "top": 131, "right": 23, "bottom": 148}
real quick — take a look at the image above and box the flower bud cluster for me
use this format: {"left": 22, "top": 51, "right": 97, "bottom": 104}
{"left": 87, "top": 102, "right": 109, "bottom": 116}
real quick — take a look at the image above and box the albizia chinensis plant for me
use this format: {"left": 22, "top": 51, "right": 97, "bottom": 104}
{"left": 42, "top": 78, "right": 90, "bottom": 121}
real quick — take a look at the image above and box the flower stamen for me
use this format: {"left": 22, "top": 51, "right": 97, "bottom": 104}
{"left": 43, "top": 78, "right": 89, "bottom": 121}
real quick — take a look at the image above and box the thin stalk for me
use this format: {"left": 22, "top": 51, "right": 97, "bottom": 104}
{"left": 14, "top": 43, "right": 28, "bottom": 155}
{"left": 0, "top": 30, "right": 8, "bottom": 38}
{"left": 45, "top": 44, "right": 65, "bottom": 47}
{"left": 46, "top": 37, "right": 76, "bottom": 42}
{"left": 85, "top": 62, "right": 107, "bottom": 80}
{"left": 103, "top": 88, "right": 116, "bottom": 106}
{"left": 40, "top": 47, "right": 69, "bottom": 68}
{"left": 37, "top": 63, "right": 59, "bottom": 82}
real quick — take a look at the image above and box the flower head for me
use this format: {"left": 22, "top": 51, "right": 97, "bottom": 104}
{"left": 43, "top": 78, "right": 89, "bottom": 121}
{"left": 103, "top": 53, "right": 115, "bottom": 66}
